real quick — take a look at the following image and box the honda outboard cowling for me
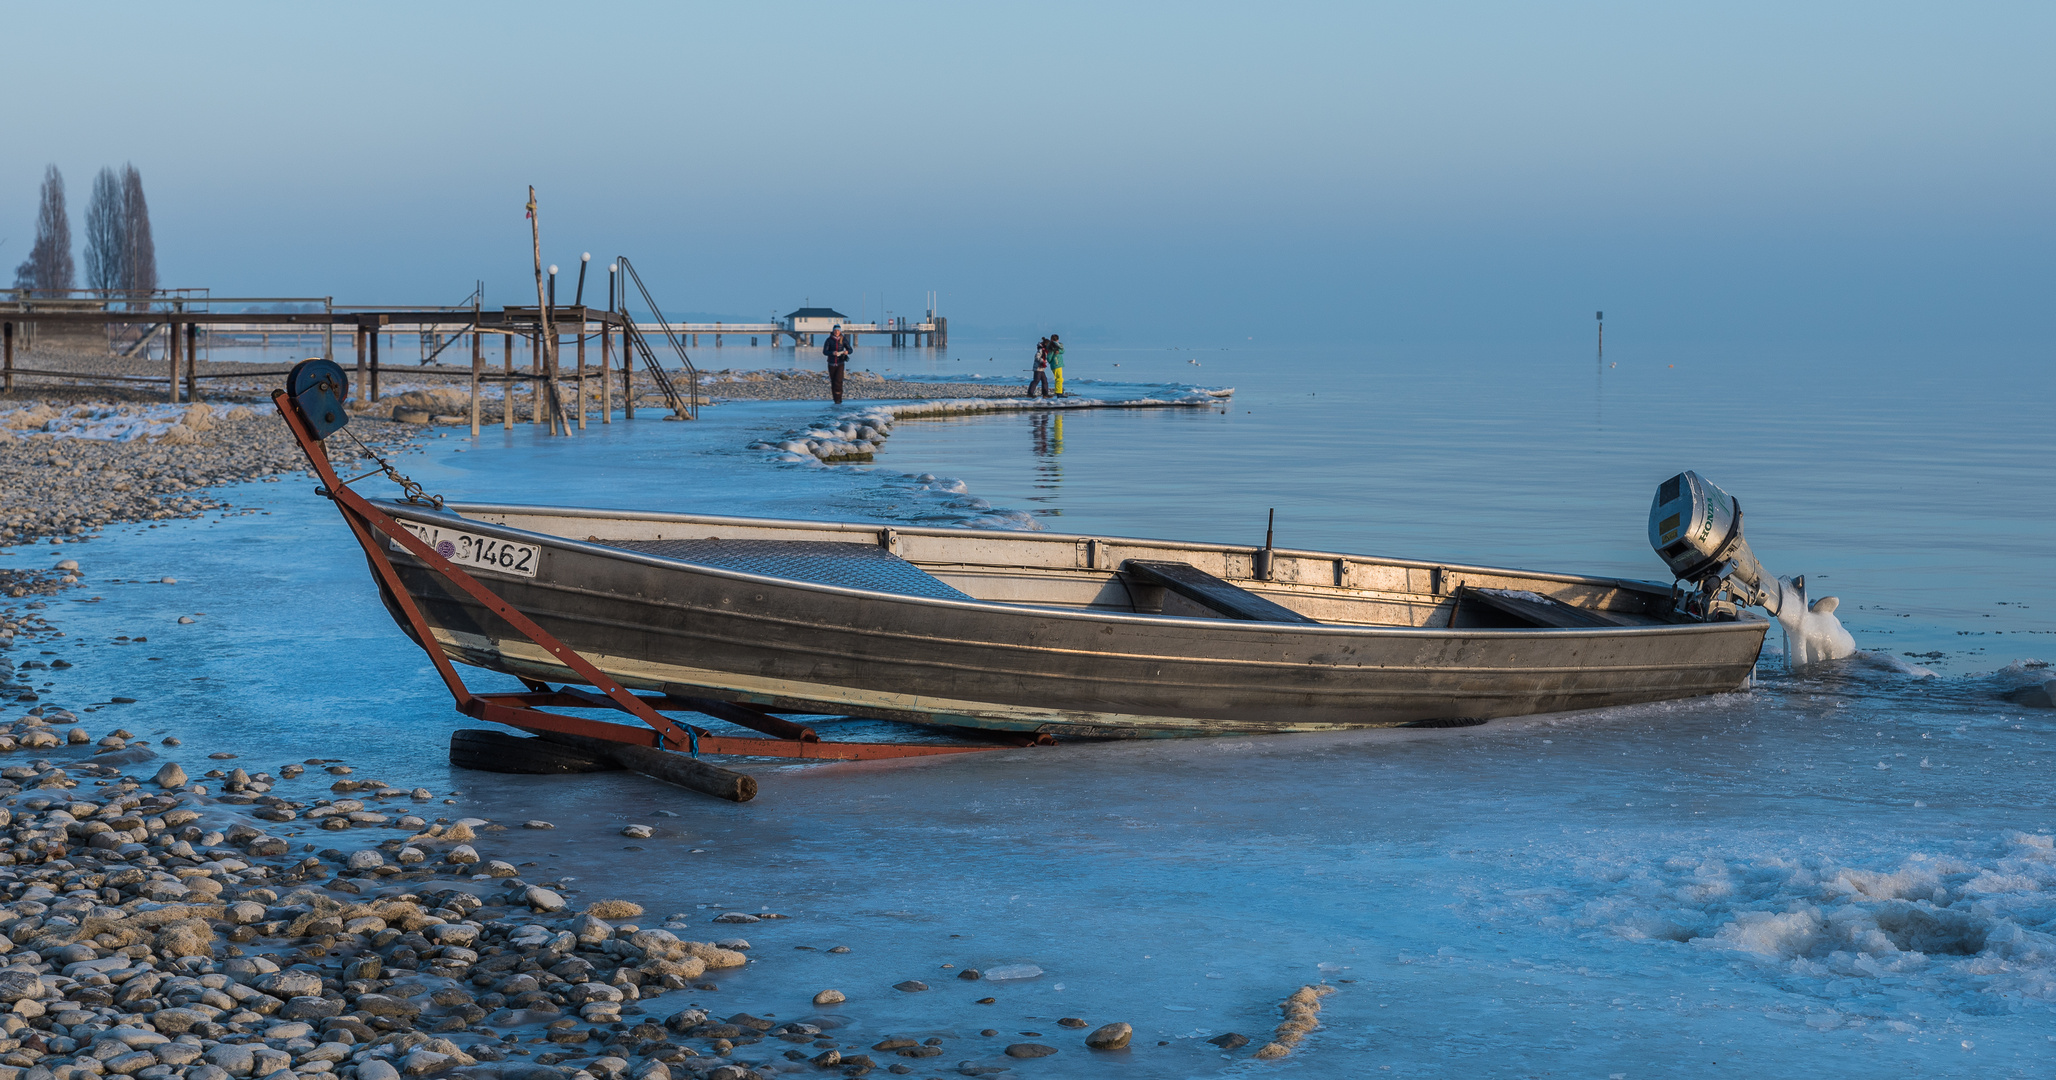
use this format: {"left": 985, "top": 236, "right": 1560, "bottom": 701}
{"left": 1648, "top": 471, "right": 1857, "bottom": 667}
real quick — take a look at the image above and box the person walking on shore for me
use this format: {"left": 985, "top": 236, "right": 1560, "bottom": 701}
{"left": 1048, "top": 334, "right": 1066, "bottom": 396}
{"left": 1028, "top": 336, "right": 1052, "bottom": 398}
{"left": 823, "top": 325, "right": 852, "bottom": 404}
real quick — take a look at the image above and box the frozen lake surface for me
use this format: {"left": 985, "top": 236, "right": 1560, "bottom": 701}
{"left": 10, "top": 339, "right": 2055, "bottom": 1076}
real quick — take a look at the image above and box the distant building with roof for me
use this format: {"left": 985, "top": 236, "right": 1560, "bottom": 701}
{"left": 784, "top": 307, "right": 850, "bottom": 334}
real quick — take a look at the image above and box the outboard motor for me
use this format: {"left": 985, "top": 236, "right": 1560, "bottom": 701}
{"left": 1649, "top": 471, "right": 1856, "bottom": 668}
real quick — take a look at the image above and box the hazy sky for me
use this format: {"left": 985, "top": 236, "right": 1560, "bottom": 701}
{"left": 5, "top": 2, "right": 2050, "bottom": 344}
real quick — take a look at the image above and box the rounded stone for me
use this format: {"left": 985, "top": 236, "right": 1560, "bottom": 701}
{"left": 1085, "top": 1023, "right": 1132, "bottom": 1050}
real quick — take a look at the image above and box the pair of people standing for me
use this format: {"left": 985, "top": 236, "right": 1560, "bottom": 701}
{"left": 1029, "top": 334, "right": 1065, "bottom": 398}
{"left": 822, "top": 324, "right": 853, "bottom": 404}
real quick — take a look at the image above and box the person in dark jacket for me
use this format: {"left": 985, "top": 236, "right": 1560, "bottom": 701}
{"left": 823, "top": 325, "right": 853, "bottom": 404}
{"left": 1028, "top": 336, "right": 1052, "bottom": 397}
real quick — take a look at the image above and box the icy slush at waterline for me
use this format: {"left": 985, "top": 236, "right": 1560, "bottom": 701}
{"left": 14, "top": 339, "right": 2056, "bottom": 1076}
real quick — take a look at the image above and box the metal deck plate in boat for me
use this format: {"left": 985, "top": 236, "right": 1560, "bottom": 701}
{"left": 603, "top": 538, "right": 974, "bottom": 601}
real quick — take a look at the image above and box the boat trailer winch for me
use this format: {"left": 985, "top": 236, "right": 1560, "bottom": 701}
{"left": 275, "top": 359, "right": 1048, "bottom": 803}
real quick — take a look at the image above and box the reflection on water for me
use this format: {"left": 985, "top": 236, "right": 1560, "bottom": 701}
{"left": 1028, "top": 410, "right": 1063, "bottom": 513}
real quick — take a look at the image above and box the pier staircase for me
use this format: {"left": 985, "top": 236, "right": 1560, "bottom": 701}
{"left": 616, "top": 258, "right": 697, "bottom": 420}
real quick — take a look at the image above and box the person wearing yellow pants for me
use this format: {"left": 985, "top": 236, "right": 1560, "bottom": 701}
{"left": 1049, "top": 334, "right": 1065, "bottom": 396}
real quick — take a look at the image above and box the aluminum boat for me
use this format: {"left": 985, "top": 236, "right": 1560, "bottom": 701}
{"left": 361, "top": 499, "right": 1770, "bottom": 737}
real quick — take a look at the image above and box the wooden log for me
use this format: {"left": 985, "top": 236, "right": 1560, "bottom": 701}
{"left": 535, "top": 728, "right": 757, "bottom": 802}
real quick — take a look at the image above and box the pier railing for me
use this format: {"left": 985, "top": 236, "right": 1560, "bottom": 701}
{"left": 614, "top": 257, "right": 698, "bottom": 420}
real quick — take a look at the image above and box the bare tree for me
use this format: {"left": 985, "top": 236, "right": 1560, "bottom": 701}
{"left": 121, "top": 164, "right": 156, "bottom": 304}
{"left": 10, "top": 165, "right": 75, "bottom": 296}
{"left": 83, "top": 166, "right": 124, "bottom": 296}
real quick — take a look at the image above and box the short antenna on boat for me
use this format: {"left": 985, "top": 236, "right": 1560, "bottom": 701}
{"left": 1256, "top": 508, "right": 1276, "bottom": 581}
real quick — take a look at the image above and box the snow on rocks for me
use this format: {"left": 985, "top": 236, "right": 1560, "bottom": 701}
{"left": 1251, "top": 983, "right": 1336, "bottom": 1060}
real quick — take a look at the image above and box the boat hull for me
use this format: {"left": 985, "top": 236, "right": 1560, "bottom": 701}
{"left": 368, "top": 503, "right": 1768, "bottom": 737}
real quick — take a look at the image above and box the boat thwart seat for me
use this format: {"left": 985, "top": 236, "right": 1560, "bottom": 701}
{"left": 1454, "top": 585, "right": 1627, "bottom": 629}
{"left": 1121, "top": 559, "right": 1321, "bottom": 624}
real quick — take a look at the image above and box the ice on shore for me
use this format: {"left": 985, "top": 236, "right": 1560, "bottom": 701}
{"left": 0, "top": 401, "right": 250, "bottom": 443}
{"left": 1489, "top": 830, "right": 2056, "bottom": 1005}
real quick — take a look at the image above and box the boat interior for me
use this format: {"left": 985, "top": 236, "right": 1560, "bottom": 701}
{"left": 445, "top": 503, "right": 1693, "bottom": 631}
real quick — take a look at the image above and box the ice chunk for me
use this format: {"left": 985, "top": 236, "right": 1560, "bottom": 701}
{"left": 1772, "top": 576, "right": 1857, "bottom": 669}
{"left": 981, "top": 964, "right": 1043, "bottom": 981}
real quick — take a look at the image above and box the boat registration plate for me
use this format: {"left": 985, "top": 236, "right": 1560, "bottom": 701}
{"left": 390, "top": 521, "right": 540, "bottom": 578}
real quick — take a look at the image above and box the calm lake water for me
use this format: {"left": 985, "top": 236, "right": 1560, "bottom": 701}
{"left": 12, "top": 337, "right": 2055, "bottom": 1077}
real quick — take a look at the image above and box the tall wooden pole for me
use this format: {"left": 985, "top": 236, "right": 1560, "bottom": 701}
{"left": 2, "top": 321, "right": 13, "bottom": 393}
{"left": 370, "top": 323, "right": 381, "bottom": 401}
{"left": 575, "top": 329, "right": 587, "bottom": 430}
{"left": 527, "top": 186, "right": 558, "bottom": 436}
{"left": 184, "top": 323, "right": 198, "bottom": 402}
{"left": 354, "top": 325, "right": 366, "bottom": 404}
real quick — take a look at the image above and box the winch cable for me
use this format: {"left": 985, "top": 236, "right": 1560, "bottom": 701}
{"left": 333, "top": 426, "right": 444, "bottom": 510}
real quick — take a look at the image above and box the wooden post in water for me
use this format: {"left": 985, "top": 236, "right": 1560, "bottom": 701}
{"left": 3, "top": 321, "right": 13, "bottom": 393}
{"left": 1596, "top": 310, "right": 1604, "bottom": 359}
{"left": 184, "top": 323, "right": 198, "bottom": 402}
{"left": 599, "top": 320, "right": 612, "bottom": 423}
{"left": 575, "top": 329, "right": 587, "bottom": 430}
{"left": 354, "top": 325, "right": 366, "bottom": 405}
{"left": 622, "top": 324, "right": 635, "bottom": 420}
{"left": 534, "top": 329, "right": 551, "bottom": 429}
{"left": 502, "top": 332, "right": 514, "bottom": 430}
{"left": 370, "top": 325, "right": 381, "bottom": 402}
{"left": 166, "top": 319, "right": 180, "bottom": 404}
{"left": 469, "top": 327, "right": 482, "bottom": 436}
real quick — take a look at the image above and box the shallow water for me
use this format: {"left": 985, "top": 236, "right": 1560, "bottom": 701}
{"left": 8, "top": 338, "right": 2055, "bottom": 1077}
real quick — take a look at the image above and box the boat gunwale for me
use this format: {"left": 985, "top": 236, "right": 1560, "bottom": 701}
{"left": 376, "top": 499, "right": 1767, "bottom": 643}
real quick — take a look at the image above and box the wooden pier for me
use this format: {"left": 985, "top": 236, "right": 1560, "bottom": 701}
{"left": 0, "top": 289, "right": 699, "bottom": 435}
